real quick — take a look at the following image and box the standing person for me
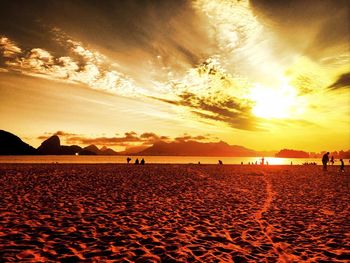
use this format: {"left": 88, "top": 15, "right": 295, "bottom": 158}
{"left": 340, "top": 159, "right": 345, "bottom": 172}
{"left": 127, "top": 157, "right": 131, "bottom": 164}
{"left": 140, "top": 158, "right": 145, "bottom": 165}
{"left": 322, "top": 152, "right": 330, "bottom": 171}
{"left": 134, "top": 158, "right": 139, "bottom": 165}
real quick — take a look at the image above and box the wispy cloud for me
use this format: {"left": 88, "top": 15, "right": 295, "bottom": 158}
{"left": 1, "top": 33, "right": 142, "bottom": 97}
{"left": 152, "top": 57, "right": 259, "bottom": 130}
{"left": 1, "top": 0, "right": 349, "bottom": 137}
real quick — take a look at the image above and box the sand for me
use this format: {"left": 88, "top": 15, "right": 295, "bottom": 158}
{"left": 0, "top": 164, "right": 349, "bottom": 262}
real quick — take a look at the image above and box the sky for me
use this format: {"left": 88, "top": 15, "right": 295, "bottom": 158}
{"left": 0, "top": 0, "right": 349, "bottom": 152}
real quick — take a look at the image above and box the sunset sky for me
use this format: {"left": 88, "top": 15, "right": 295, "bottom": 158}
{"left": 0, "top": 0, "right": 349, "bottom": 152}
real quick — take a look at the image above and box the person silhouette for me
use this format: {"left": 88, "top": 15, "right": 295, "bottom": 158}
{"left": 322, "top": 152, "right": 330, "bottom": 171}
{"left": 330, "top": 156, "right": 334, "bottom": 165}
{"left": 127, "top": 157, "right": 131, "bottom": 164}
{"left": 261, "top": 157, "right": 265, "bottom": 165}
{"left": 218, "top": 160, "right": 223, "bottom": 165}
{"left": 135, "top": 158, "right": 139, "bottom": 165}
{"left": 340, "top": 159, "right": 344, "bottom": 172}
{"left": 140, "top": 158, "right": 145, "bottom": 165}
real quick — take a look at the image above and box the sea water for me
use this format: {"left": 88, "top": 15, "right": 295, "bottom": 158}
{"left": 0, "top": 155, "right": 345, "bottom": 165}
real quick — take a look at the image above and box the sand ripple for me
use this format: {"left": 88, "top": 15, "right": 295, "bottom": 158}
{"left": 0, "top": 164, "right": 349, "bottom": 262}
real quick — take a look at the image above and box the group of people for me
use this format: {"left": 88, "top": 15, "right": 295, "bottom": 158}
{"left": 322, "top": 152, "right": 345, "bottom": 172}
{"left": 127, "top": 157, "right": 145, "bottom": 165}
{"left": 302, "top": 162, "right": 317, "bottom": 165}
{"left": 245, "top": 159, "right": 268, "bottom": 165}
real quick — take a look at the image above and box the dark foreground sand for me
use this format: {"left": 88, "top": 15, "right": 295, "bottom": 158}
{"left": 0, "top": 164, "right": 349, "bottom": 262}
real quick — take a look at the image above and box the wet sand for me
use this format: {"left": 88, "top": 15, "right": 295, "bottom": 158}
{"left": 0, "top": 164, "right": 349, "bottom": 262}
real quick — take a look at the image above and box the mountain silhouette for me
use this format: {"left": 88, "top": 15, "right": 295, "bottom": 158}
{"left": 118, "top": 145, "right": 149, "bottom": 155}
{"left": 1, "top": 130, "right": 348, "bottom": 158}
{"left": 84, "top": 144, "right": 100, "bottom": 154}
{"left": 0, "top": 130, "right": 38, "bottom": 155}
{"left": 83, "top": 145, "right": 118, "bottom": 155}
{"left": 99, "top": 146, "right": 118, "bottom": 155}
{"left": 138, "top": 140, "right": 258, "bottom": 156}
{"left": 275, "top": 149, "right": 310, "bottom": 158}
{"left": 37, "top": 135, "right": 61, "bottom": 154}
{"left": 38, "top": 135, "right": 95, "bottom": 155}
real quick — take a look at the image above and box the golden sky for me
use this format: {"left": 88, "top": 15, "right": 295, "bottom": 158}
{"left": 0, "top": 0, "right": 349, "bottom": 152}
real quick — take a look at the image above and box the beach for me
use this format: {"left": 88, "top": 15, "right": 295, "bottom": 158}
{"left": 0, "top": 164, "right": 349, "bottom": 262}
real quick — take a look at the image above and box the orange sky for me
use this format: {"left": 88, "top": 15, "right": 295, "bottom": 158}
{"left": 0, "top": 0, "right": 349, "bottom": 152}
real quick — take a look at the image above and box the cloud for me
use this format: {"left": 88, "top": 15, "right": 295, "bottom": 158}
{"left": 250, "top": 0, "right": 349, "bottom": 59}
{"left": 0, "top": 37, "right": 22, "bottom": 59}
{"left": 66, "top": 132, "right": 141, "bottom": 146}
{"left": 37, "top": 131, "right": 161, "bottom": 147}
{"left": 37, "top": 130, "right": 217, "bottom": 149}
{"left": 37, "top": 131, "right": 78, "bottom": 140}
{"left": 151, "top": 58, "right": 259, "bottom": 130}
{"left": 1, "top": 34, "right": 142, "bottom": 97}
{"left": 1, "top": 0, "right": 348, "bottom": 140}
{"left": 174, "top": 134, "right": 210, "bottom": 142}
{"left": 154, "top": 92, "right": 258, "bottom": 130}
{"left": 2, "top": 31, "right": 261, "bottom": 131}
{"left": 328, "top": 73, "right": 350, "bottom": 90}
{"left": 193, "top": 0, "right": 262, "bottom": 54}
{"left": 54, "top": 131, "right": 78, "bottom": 136}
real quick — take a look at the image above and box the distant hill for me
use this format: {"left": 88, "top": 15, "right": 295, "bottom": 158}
{"left": 38, "top": 135, "right": 95, "bottom": 155}
{"left": 83, "top": 145, "right": 119, "bottom": 155}
{"left": 119, "top": 145, "right": 150, "bottom": 155}
{"left": 100, "top": 146, "right": 119, "bottom": 155}
{"left": 37, "top": 135, "right": 61, "bottom": 154}
{"left": 0, "top": 130, "right": 38, "bottom": 155}
{"left": 84, "top": 144, "right": 100, "bottom": 154}
{"left": 1, "top": 129, "right": 348, "bottom": 158}
{"left": 275, "top": 149, "right": 310, "bottom": 158}
{"left": 138, "top": 140, "right": 259, "bottom": 156}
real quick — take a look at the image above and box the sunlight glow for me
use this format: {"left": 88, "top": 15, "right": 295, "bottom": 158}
{"left": 250, "top": 83, "right": 299, "bottom": 119}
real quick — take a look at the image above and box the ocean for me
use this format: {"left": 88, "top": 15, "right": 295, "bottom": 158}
{"left": 0, "top": 155, "right": 344, "bottom": 165}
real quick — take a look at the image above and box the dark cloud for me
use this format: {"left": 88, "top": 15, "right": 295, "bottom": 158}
{"left": 250, "top": 0, "right": 349, "bottom": 59}
{"left": 0, "top": 0, "right": 210, "bottom": 71}
{"left": 174, "top": 134, "right": 209, "bottom": 142}
{"left": 66, "top": 132, "right": 141, "bottom": 146}
{"left": 328, "top": 73, "right": 350, "bottom": 90}
{"left": 151, "top": 92, "right": 259, "bottom": 131}
{"left": 54, "top": 131, "right": 77, "bottom": 136}
{"left": 140, "top": 132, "right": 159, "bottom": 139}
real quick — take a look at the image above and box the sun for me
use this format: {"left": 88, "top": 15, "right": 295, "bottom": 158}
{"left": 249, "top": 83, "right": 299, "bottom": 119}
